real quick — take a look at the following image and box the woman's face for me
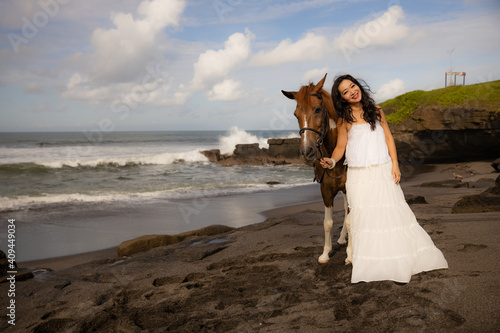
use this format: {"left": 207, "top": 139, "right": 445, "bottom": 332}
{"left": 338, "top": 79, "right": 362, "bottom": 104}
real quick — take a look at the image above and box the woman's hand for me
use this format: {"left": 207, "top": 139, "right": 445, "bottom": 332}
{"left": 392, "top": 163, "right": 401, "bottom": 184}
{"left": 320, "top": 158, "right": 335, "bottom": 169}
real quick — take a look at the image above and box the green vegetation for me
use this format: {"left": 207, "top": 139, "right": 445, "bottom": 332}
{"left": 381, "top": 80, "right": 500, "bottom": 123}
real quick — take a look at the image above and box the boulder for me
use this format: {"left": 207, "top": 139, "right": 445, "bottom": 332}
{"left": 117, "top": 225, "right": 234, "bottom": 257}
{"left": 199, "top": 138, "right": 303, "bottom": 166}
{"left": 419, "top": 179, "right": 469, "bottom": 188}
{"left": 200, "top": 149, "right": 221, "bottom": 162}
{"left": 452, "top": 175, "right": 500, "bottom": 213}
{"left": 233, "top": 143, "right": 265, "bottom": 156}
{"left": 405, "top": 195, "right": 427, "bottom": 205}
{"left": 492, "top": 157, "right": 500, "bottom": 172}
{"left": 267, "top": 138, "right": 301, "bottom": 158}
{"left": 0, "top": 250, "right": 15, "bottom": 277}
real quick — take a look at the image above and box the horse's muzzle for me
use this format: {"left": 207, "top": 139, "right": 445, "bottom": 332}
{"left": 301, "top": 145, "right": 317, "bottom": 164}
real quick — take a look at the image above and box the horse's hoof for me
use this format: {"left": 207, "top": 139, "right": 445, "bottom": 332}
{"left": 318, "top": 254, "right": 330, "bottom": 263}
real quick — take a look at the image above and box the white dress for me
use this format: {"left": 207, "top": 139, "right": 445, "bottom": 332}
{"left": 345, "top": 122, "right": 448, "bottom": 283}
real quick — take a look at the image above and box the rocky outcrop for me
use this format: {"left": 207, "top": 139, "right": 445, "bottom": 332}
{"left": 452, "top": 175, "right": 500, "bottom": 214}
{"left": 201, "top": 138, "right": 303, "bottom": 166}
{"left": 117, "top": 225, "right": 235, "bottom": 257}
{"left": 492, "top": 158, "right": 500, "bottom": 172}
{"left": 387, "top": 106, "right": 500, "bottom": 164}
{"left": 201, "top": 105, "right": 499, "bottom": 167}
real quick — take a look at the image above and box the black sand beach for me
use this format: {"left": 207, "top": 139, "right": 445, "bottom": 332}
{"left": 1, "top": 161, "right": 499, "bottom": 332}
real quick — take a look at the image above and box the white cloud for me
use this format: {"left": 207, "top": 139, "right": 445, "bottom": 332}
{"left": 67, "top": 72, "right": 84, "bottom": 90}
{"left": 206, "top": 79, "right": 243, "bottom": 101}
{"left": 251, "top": 33, "right": 330, "bottom": 66}
{"left": 88, "top": 0, "right": 185, "bottom": 83}
{"left": 335, "top": 6, "right": 409, "bottom": 62}
{"left": 302, "top": 67, "right": 329, "bottom": 84}
{"left": 374, "top": 78, "right": 406, "bottom": 103}
{"left": 190, "top": 30, "right": 253, "bottom": 91}
{"left": 62, "top": 0, "right": 186, "bottom": 105}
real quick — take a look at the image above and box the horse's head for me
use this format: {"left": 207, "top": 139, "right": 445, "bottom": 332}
{"left": 282, "top": 74, "right": 337, "bottom": 165}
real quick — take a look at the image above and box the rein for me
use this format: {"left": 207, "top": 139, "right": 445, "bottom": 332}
{"left": 298, "top": 93, "right": 346, "bottom": 183}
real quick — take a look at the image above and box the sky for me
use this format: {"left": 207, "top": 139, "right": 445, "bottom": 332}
{"left": 0, "top": 0, "right": 499, "bottom": 132}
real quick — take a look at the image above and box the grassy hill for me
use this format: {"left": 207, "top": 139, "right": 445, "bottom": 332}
{"left": 381, "top": 80, "right": 500, "bottom": 124}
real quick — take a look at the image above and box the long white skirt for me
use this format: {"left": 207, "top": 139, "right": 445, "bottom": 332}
{"left": 346, "top": 162, "right": 448, "bottom": 283}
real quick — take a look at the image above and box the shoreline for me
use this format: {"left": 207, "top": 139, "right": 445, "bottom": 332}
{"left": 18, "top": 197, "right": 346, "bottom": 271}
{"left": 6, "top": 183, "right": 322, "bottom": 263}
{"left": 17, "top": 160, "right": 496, "bottom": 271}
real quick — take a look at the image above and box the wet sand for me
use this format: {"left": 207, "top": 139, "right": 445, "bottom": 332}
{"left": 1, "top": 161, "right": 499, "bottom": 332}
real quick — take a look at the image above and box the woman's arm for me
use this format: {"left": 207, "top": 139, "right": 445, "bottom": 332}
{"left": 320, "top": 119, "right": 347, "bottom": 169}
{"left": 379, "top": 107, "right": 401, "bottom": 184}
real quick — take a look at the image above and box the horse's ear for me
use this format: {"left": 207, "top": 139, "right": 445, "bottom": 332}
{"left": 281, "top": 90, "right": 296, "bottom": 100}
{"left": 313, "top": 73, "right": 328, "bottom": 92}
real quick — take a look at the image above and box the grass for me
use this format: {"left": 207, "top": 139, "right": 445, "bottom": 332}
{"left": 381, "top": 80, "right": 500, "bottom": 124}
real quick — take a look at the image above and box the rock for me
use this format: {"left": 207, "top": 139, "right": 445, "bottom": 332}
{"left": 178, "top": 224, "right": 234, "bottom": 238}
{"left": 0, "top": 271, "right": 34, "bottom": 284}
{"left": 405, "top": 195, "right": 427, "bottom": 205}
{"left": 15, "top": 271, "right": 34, "bottom": 282}
{"left": 420, "top": 179, "right": 469, "bottom": 188}
{"left": 199, "top": 138, "right": 304, "bottom": 166}
{"left": 492, "top": 158, "right": 500, "bottom": 172}
{"left": 200, "top": 149, "right": 221, "bottom": 162}
{"left": 388, "top": 106, "right": 500, "bottom": 163}
{"left": 452, "top": 175, "right": 500, "bottom": 213}
{"left": 468, "top": 178, "right": 496, "bottom": 189}
{"left": 234, "top": 143, "right": 264, "bottom": 156}
{"left": 0, "top": 250, "right": 15, "bottom": 276}
{"left": 117, "top": 225, "right": 234, "bottom": 257}
{"left": 267, "top": 138, "right": 301, "bottom": 158}
{"left": 117, "top": 234, "right": 180, "bottom": 257}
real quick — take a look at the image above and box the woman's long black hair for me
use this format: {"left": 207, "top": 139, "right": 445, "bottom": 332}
{"left": 331, "top": 74, "right": 381, "bottom": 130}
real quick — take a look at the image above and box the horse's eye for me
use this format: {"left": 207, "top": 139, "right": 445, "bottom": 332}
{"left": 314, "top": 107, "right": 322, "bottom": 114}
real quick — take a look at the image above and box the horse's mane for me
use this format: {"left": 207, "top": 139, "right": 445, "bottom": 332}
{"left": 295, "top": 83, "right": 337, "bottom": 123}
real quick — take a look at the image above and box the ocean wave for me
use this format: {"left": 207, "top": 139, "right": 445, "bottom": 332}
{"left": 0, "top": 181, "right": 313, "bottom": 212}
{"left": 219, "top": 126, "right": 271, "bottom": 155}
{"left": 0, "top": 162, "right": 53, "bottom": 174}
{"left": 0, "top": 150, "right": 210, "bottom": 170}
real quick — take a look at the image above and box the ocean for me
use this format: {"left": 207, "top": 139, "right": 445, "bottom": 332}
{"left": 0, "top": 128, "right": 322, "bottom": 261}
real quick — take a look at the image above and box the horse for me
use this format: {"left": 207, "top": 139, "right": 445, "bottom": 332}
{"left": 281, "top": 74, "right": 351, "bottom": 264}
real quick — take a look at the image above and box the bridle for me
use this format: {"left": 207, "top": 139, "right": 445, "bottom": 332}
{"left": 298, "top": 93, "right": 328, "bottom": 158}
{"left": 298, "top": 92, "right": 346, "bottom": 183}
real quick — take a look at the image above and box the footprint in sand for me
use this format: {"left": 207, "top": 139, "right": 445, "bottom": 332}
{"left": 457, "top": 244, "right": 487, "bottom": 252}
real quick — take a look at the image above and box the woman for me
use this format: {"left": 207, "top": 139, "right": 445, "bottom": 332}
{"left": 320, "top": 74, "right": 448, "bottom": 283}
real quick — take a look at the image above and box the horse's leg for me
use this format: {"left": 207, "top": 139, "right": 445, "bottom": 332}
{"left": 318, "top": 205, "right": 333, "bottom": 263}
{"left": 337, "top": 191, "right": 348, "bottom": 245}
{"left": 337, "top": 190, "right": 352, "bottom": 265}
{"left": 318, "top": 183, "right": 335, "bottom": 264}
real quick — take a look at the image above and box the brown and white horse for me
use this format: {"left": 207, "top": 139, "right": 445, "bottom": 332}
{"left": 282, "top": 74, "right": 350, "bottom": 264}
